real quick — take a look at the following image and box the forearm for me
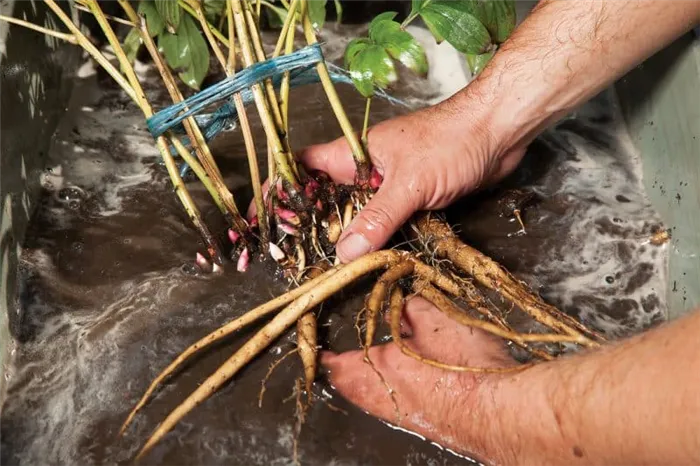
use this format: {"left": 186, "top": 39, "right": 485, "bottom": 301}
{"left": 489, "top": 310, "right": 700, "bottom": 465}
{"left": 456, "top": 0, "right": 700, "bottom": 155}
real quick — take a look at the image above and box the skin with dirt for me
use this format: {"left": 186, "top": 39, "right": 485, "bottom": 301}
{"left": 1, "top": 26, "right": 668, "bottom": 465}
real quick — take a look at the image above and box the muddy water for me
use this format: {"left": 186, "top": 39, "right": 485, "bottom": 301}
{"left": 1, "top": 26, "right": 668, "bottom": 465}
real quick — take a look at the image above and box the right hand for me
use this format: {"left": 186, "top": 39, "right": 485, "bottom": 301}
{"left": 299, "top": 92, "right": 526, "bottom": 263}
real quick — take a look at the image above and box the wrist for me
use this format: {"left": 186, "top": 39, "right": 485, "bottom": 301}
{"left": 464, "top": 70, "right": 555, "bottom": 152}
{"left": 475, "top": 364, "right": 572, "bottom": 466}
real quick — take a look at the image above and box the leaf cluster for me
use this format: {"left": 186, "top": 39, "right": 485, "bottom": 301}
{"left": 344, "top": 0, "right": 516, "bottom": 96}
{"left": 123, "top": 0, "right": 228, "bottom": 90}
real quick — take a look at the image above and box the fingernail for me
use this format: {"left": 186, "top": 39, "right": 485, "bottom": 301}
{"left": 337, "top": 232, "right": 371, "bottom": 262}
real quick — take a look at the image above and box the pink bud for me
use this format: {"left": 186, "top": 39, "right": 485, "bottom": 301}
{"left": 212, "top": 263, "right": 223, "bottom": 274}
{"left": 315, "top": 199, "right": 324, "bottom": 211}
{"left": 369, "top": 167, "right": 383, "bottom": 190}
{"left": 236, "top": 247, "right": 250, "bottom": 272}
{"left": 249, "top": 216, "right": 259, "bottom": 228}
{"left": 305, "top": 178, "right": 320, "bottom": 198}
{"left": 269, "top": 242, "right": 286, "bottom": 262}
{"left": 275, "top": 207, "right": 300, "bottom": 226}
{"left": 196, "top": 252, "right": 212, "bottom": 272}
{"left": 278, "top": 223, "right": 300, "bottom": 237}
{"left": 228, "top": 229, "right": 241, "bottom": 244}
{"left": 276, "top": 182, "right": 289, "bottom": 202}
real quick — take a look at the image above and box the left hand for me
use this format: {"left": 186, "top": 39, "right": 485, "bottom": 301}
{"left": 321, "top": 297, "right": 519, "bottom": 464}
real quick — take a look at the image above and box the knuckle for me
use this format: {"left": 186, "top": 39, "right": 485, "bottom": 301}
{"left": 360, "top": 200, "right": 397, "bottom": 235}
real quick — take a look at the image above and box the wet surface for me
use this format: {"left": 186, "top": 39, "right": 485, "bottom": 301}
{"left": 2, "top": 27, "right": 669, "bottom": 466}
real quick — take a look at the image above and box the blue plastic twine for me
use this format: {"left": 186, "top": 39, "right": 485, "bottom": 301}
{"left": 145, "top": 43, "right": 408, "bottom": 177}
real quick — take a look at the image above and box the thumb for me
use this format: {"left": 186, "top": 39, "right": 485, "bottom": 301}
{"left": 297, "top": 137, "right": 357, "bottom": 185}
{"left": 336, "top": 184, "right": 415, "bottom": 263}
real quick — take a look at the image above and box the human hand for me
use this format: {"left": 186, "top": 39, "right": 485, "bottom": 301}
{"left": 321, "top": 296, "right": 520, "bottom": 465}
{"left": 299, "top": 95, "right": 527, "bottom": 263}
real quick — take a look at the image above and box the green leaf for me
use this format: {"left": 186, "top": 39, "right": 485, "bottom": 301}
{"left": 420, "top": 2, "right": 491, "bottom": 54}
{"left": 155, "top": 0, "right": 182, "bottom": 33}
{"left": 203, "top": 0, "right": 227, "bottom": 24}
{"left": 307, "top": 0, "right": 327, "bottom": 30}
{"left": 347, "top": 44, "right": 397, "bottom": 98}
{"left": 138, "top": 1, "right": 165, "bottom": 37}
{"left": 158, "top": 14, "right": 210, "bottom": 90}
{"left": 465, "top": 50, "right": 494, "bottom": 75}
{"left": 122, "top": 28, "right": 142, "bottom": 71}
{"left": 333, "top": 0, "right": 342, "bottom": 24}
{"left": 264, "top": 2, "right": 288, "bottom": 28}
{"left": 410, "top": 0, "right": 426, "bottom": 14}
{"left": 476, "top": 0, "right": 516, "bottom": 43}
{"left": 370, "top": 19, "right": 427, "bottom": 75}
{"left": 369, "top": 11, "right": 397, "bottom": 28}
{"left": 344, "top": 38, "right": 371, "bottom": 68}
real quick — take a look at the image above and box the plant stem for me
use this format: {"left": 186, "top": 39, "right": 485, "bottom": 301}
{"left": 113, "top": 9, "right": 226, "bottom": 214}
{"left": 71, "top": 0, "right": 223, "bottom": 262}
{"left": 280, "top": 9, "right": 296, "bottom": 133}
{"left": 269, "top": 0, "right": 300, "bottom": 183}
{"left": 400, "top": 11, "right": 420, "bottom": 29}
{"left": 41, "top": 0, "right": 138, "bottom": 103}
{"left": 361, "top": 97, "right": 371, "bottom": 148}
{"left": 230, "top": 0, "right": 299, "bottom": 190}
{"left": 74, "top": 4, "right": 135, "bottom": 27}
{"left": 299, "top": 0, "right": 370, "bottom": 183}
{"left": 178, "top": 0, "right": 229, "bottom": 47}
{"left": 271, "top": 0, "right": 299, "bottom": 57}
{"left": 169, "top": 136, "right": 227, "bottom": 214}
{"left": 226, "top": 3, "right": 236, "bottom": 74}
{"left": 113, "top": 0, "right": 248, "bottom": 232}
{"left": 245, "top": 4, "right": 285, "bottom": 137}
{"left": 186, "top": 0, "right": 227, "bottom": 65}
{"left": 243, "top": 1, "right": 298, "bottom": 179}
{"left": 0, "top": 14, "right": 78, "bottom": 43}
{"left": 195, "top": 0, "right": 269, "bottom": 245}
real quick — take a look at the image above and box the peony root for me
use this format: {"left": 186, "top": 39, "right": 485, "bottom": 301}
{"left": 417, "top": 282, "right": 589, "bottom": 345}
{"left": 258, "top": 347, "right": 299, "bottom": 408}
{"left": 416, "top": 214, "right": 604, "bottom": 346}
{"left": 296, "top": 312, "right": 317, "bottom": 401}
{"left": 389, "top": 285, "right": 527, "bottom": 373}
{"left": 120, "top": 263, "right": 345, "bottom": 436}
{"left": 136, "top": 251, "right": 403, "bottom": 458}
{"left": 364, "top": 261, "right": 416, "bottom": 352}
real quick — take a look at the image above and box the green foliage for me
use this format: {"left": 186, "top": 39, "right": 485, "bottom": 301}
{"left": 409, "top": 0, "right": 491, "bottom": 54}
{"left": 158, "top": 14, "right": 211, "bottom": 90}
{"left": 344, "top": 12, "right": 427, "bottom": 98}
{"left": 138, "top": 1, "right": 166, "bottom": 37}
{"left": 261, "top": 0, "right": 333, "bottom": 29}
{"left": 130, "top": 0, "right": 222, "bottom": 90}
{"left": 263, "top": 1, "right": 288, "bottom": 28}
{"left": 155, "top": 0, "right": 182, "bottom": 33}
{"left": 122, "top": 28, "right": 143, "bottom": 70}
{"left": 203, "top": 0, "right": 227, "bottom": 24}
{"left": 307, "top": 0, "right": 327, "bottom": 30}
{"left": 476, "top": 0, "right": 516, "bottom": 44}
{"left": 465, "top": 50, "right": 494, "bottom": 75}
{"left": 333, "top": 0, "right": 342, "bottom": 24}
{"left": 343, "top": 1, "right": 518, "bottom": 99}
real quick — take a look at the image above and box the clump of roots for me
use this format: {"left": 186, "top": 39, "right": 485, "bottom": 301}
{"left": 121, "top": 212, "right": 604, "bottom": 460}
